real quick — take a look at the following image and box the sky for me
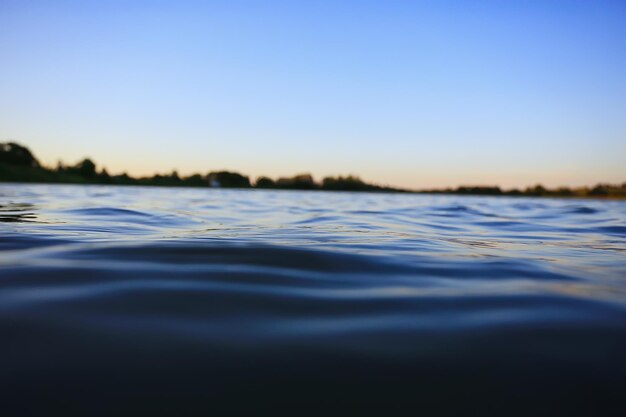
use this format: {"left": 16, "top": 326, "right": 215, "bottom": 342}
{"left": 1, "top": 0, "right": 625, "bottom": 189}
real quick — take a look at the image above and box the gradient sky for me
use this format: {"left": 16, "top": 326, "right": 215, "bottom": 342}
{"left": 1, "top": 0, "right": 625, "bottom": 189}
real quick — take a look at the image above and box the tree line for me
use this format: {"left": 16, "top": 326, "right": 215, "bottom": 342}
{"left": 1, "top": 142, "right": 624, "bottom": 197}
{"left": 0, "top": 142, "right": 399, "bottom": 192}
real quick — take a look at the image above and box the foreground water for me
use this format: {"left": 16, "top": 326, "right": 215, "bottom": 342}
{"left": 1, "top": 184, "right": 625, "bottom": 415}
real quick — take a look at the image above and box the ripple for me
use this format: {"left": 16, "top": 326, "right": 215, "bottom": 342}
{"left": 565, "top": 206, "right": 599, "bottom": 215}
{"left": 67, "top": 207, "right": 153, "bottom": 217}
{"left": 1, "top": 184, "right": 625, "bottom": 415}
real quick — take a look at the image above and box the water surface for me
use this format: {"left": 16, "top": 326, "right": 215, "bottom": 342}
{"left": 1, "top": 184, "right": 625, "bottom": 415}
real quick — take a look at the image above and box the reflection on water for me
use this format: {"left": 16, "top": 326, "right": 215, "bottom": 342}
{"left": 0, "top": 202, "right": 37, "bottom": 222}
{"left": 0, "top": 184, "right": 625, "bottom": 415}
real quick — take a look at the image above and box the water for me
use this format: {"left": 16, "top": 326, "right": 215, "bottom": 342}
{"left": 1, "top": 184, "right": 625, "bottom": 416}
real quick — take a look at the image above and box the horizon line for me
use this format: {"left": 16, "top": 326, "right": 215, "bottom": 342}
{"left": 1, "top": 141, "right": 625, "bottom": 193}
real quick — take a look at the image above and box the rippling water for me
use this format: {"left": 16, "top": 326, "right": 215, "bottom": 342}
{"left": 1, "top": 184, "right": 625, "bottom": 415}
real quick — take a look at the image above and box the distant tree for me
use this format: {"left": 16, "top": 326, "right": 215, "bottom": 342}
{"left": 525, "top": 184, "right": 546, "bottom": 196}
{"left": 255, "top": 176, "right": 275, "bottom": 188}
{"left": 276, "top": 173, "right": 316, "bottom": 189}
{"left": 555, "top": 187, "right": 573, "bottom": 196}
{"left": 292, "top": 174, "right": 315, "bottom": 189}
{"left": 99, "top": 168, "right": 112, "bottom": 183}
{"left": 183, "top": 174, "right": 206, "bottom": 186}
{"left": 75, "top": 158, "right": 97, "bottom": 178}
{"left": 207, "top": 171, "right": 251, "bottom": 188}
{"left": 588, "top": 185, "right": 609, "bottom": 196}
{"left": 112, "top": 172, "right": 132, "bottom": 185}
{"left": 0, "top": 142, "right": 40, "bottom": 167}
{"left": 322, "top": 175, "right": 373, "bottom": 191}
{"left": 149, "top": 170, "right": 182, "bottom": 186}
{"left": 456, "top": 186, "right": 502, "bottom": 195}
{"left": 151, "top": 174, "right": 165, "bottom": 184}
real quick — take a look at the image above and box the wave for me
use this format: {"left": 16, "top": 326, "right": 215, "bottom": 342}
{"left": 1, "top": 184, "right": 626, "bottom": 415}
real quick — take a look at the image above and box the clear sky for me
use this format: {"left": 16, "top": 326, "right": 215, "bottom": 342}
{"left": 1, "top": 0, "right": 625, "bottom": 189}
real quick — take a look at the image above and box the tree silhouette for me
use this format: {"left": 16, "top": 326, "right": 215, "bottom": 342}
{"left": 0, "top": 142, "right": 40, "bottom": 167}
{"left": 207, "top": 171, "right": 251, "bottom": 188}
{"left": 1, "top": 141, "right": 624, "bottom": 198}
{"left": 255, "top": 176, "right": 275, "bottom": 188}
{"left": 76, "top": 159, "right": 97, "bottom": 178}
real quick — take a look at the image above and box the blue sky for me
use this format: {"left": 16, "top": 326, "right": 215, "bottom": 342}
{"left": 1, "top": 0, "right": 625, "bottom": 189}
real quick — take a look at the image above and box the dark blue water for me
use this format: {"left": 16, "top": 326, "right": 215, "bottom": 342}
{"left": 1, "top": 184, "right": 625, "bottom": 416}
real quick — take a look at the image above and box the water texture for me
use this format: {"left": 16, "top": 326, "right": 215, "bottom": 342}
{"left": 1, "top": 184, "right": 625, "bottom": 415}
